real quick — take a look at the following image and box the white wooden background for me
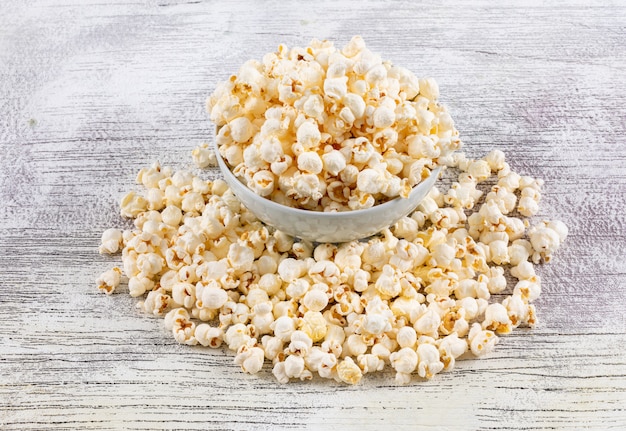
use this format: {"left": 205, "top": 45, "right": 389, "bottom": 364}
{"left": 1, "top": 0, "right": 625, "bottom": 429}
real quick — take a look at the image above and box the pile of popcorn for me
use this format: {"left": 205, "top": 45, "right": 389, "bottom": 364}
{"left": 207, "top": 36, "right": 460, "bottom": 211}
{"left": 96, "top": 37, "right": 567, "bottom": 384}
{"left": 97, "top": 146, "right": 567, "bottom": 384}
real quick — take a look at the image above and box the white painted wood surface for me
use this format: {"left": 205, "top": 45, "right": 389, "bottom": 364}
{"left": 1, "top": 0, "right": 625, "bottom": 429}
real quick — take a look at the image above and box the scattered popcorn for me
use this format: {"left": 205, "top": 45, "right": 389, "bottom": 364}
{"left": 139, "top": 287, "right": 171, "bottom": 316}
{"left": 336, "top": 356, "right": 363, "bottom": 385}
{"left": 207, "top": 36, "right": 461, "bottom": 211}
{"left": 416, "top": 342, "right": 444, "bottom": 379}
{"left": 234, "top": 343, "right": 265, "bottom": 374}
{"left": 390, "top": 347, "right": 418, "bottom": 384}
{"left": 438, "top": 333, "right": 467, "bottom": 370}
{"left": 165, "top": 307, "right": 197, "bottom": 346}
{"left": 96, "top": 267, "right": 122, "bottom": 295}
{"left": 192, "top": 143, "right": 218, "bottom": 168}
{"left": 482, "top": 303, "right": 513, "bottom": 334}
{"left": 99, "top": 228, "right": 123, "bottom": 254}
{"left": 528, "top": 220, "right": 568, "bottom": 263}
{"left": 122, "top": 190, "right": 153, "bottom": 219}
{"left": 468, "top": 323, "right": 498, "bottom": 357}
{"left": 282, "top": 354, "right": 312, "bottom": 381}
{"left": 97, "top": 40, "right": 568, "bottom": 385}
{"left": 195, "top": 324, "right": 223, "bottom": 348}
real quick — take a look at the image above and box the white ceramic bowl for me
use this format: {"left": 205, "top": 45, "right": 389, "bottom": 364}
{"left": 213, "top": 141, "right": 441, "bottom": 243}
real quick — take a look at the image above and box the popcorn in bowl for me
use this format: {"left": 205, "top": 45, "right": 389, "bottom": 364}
{"left": 212, "top": 133, "right": 441, "bottom": 243}
{"left": 207, "top": 36, "right": 460, "bottom": 212}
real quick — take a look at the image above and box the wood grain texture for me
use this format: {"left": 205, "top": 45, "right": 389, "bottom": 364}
{"left": 1, "top": 0, "right": 625, "bottom": 429}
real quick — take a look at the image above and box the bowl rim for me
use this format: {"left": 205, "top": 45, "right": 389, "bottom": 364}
{"left": 212, "top": 139, "right": 441, "bottom": 220}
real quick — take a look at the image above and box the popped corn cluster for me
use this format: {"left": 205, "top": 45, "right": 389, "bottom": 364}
{"left": 97, "top": 147, "right": 567, "bottom": 385}
{"left": 207, "top": 36, "right": 460, "bottom": 211}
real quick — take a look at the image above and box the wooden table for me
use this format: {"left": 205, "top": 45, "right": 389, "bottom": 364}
{"left": 2, "top": 1, "right": 625, "bottom": 429}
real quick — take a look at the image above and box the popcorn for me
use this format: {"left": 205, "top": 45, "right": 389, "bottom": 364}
{"left": 508, "top": 239, "right": 532, "bottom": 266}
{"left": 299, "top": 310, "right": 328, "bottom": 342}
{"left": 277, "top": 258, "right": 307, "bottom": 282}
{"left": 261, "top": 335, "right": 284, "bottom": 360}
{"left": 438, "top": 333, "right": 467, "bottom": 370}
{"left": 282, "top": 354, "right": 312, "bottom": 381}
{"left": 192, "top": 143, "right": 217, "bottom": 168}
{"left": 308, "top": 260, "right": 341, "bottom": 286}
{"left": 229, "top": 117, "right": 254, "bottom": 144}
{"left": 510, "top": 261, "right": 537, "bottom": 281}
{"left": 271, "top": 361, "right": 290, "bottom": 384}
{"left": 255, "top": 272, "right": 280, "bottom": 295}
{"left": 322, "top": 323, "right": 345, "bottom": 355}
{"left": 502, "top": 294, "right": 531, "bottom": 327}
{"left": 140, "top": 288, "right": 171, "bottom": 315}
{"left": 136, "top": 252, "right": 164, "bottom": 276}
{"left": 389, "top": 347, "right": 418, "bottom": 384}
{"left": 99, "top": 228, "right": 123, "bottom": 254}
{"left": 337, "top": 357, "right": 363, "bottom": 385}
{"left": 251, "top": 301, "right": 275, "bottom": 335}
{"left": 166, "top": 307, "right": 197, "bottom": 345}
{"left": 297, "top": 151, "right": 323, "bottom": 174}
{"left": 161, "top": 205, "right": 183, "bottom": 227}
{"left": 201, "top": 284, "right": 229, "bottom": 309}
{"left": 482, "top": 303, "right": 513, "bottom": 334}
{"left": 227, "top": 243, "right": 255, "bottom": 272}
{"left": 514, "top": 279, "right": 541, "bottom": 302}
{"left": 375, "top": 264, "right": 402, "bottom": 298}
{"left": 357, "top": 353, "right": 385, "bottom": 374}
{"left": 546, "top": 220, "right": 569, "bottom": 242}
{"left": 195, "top": 324, "right": 224, "bottom": 348}
{"left": 302, "top": 289, "right": 329, "bottom": 312}
{"left": 414, "top": 309, "right": 441, "bottom": 338}
{"left": 440, "top": 307, "right": 469, "bottom": 337}
{"left": 285, "top": 277, "right": 310, "bottom": 299}
{"left": 250, "top": 170, "right": 275, "bottom": 197}
{"left": 419, "top": 77, "right": 439, "bottom": 101}
{"left": 96, "top": 267, "right": 122, "bottom": 294}
{"left": 120, "top": 191, "right": 148, "bottom": 218}
{"left": 417, "top": 343, "right": 444, "bottom": 379}
{"left": 137, "top": 162, "right": 168, "bottom": 188}
{"left": 528, "top": 220, "right": 568, "bottom": 263}
{"left": 224, "top": 323, "right": 252, "bottom": 351}
{"left": 312, "top": 348, "right": 339, "bottom": 380}
{"left": 344, "top": 333, "right": 368, "bottom": 357}
{"left": 498, "top": 172, "right": 521, "bottom": 191}
{"left": 172, "top": 282, "right": 196, "bottom": 309}
{"left": 255, "top": 255, "right": 278, "bottom": 275}
{"left": 271, "top": 315, "right": 296, "bottom": 342}
{"left": 208, "top": 36, "right": 459, "bottom": 210}
{"left": 396, "top": 326, "right": 418, "bottom": 349}
{"left": 357, "top": 168, "right": 388, "bottom": 195}
{"left": 322, "top": 151, "right": 347, "bottom": 177}
{"left": 485, "top": 266, "right": 507, "bottom": 294}
{"left": 488, "top": 240, "right": 510, "bottom": 265}
{"left": 517, "top": 196, "right": 539, "bottom": 217}
{"left": 288, "top": 330, "right": 313, "bottom": 356}
{"left": 468, "top": 323, "right": 498, "bottom": 356}
{"left": 362, "top": 312, "right": 392, "bottom": 336}
{"left": 99, "top": 45, "right": 569, "bottom": 385}
{"left": 467, "top": 160, "right": 491, "bottom": 182}
{"left": 484, "top": 149, "right": 506, "bottom": 172}
{"left": 245, "top": 288, "right": 269, "bottom": 308}
{"left": 234, "top": 344, "right": 265, "bottom": 374}
{"left": 128, "top": 275, "right": 154, "bottom": 297}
